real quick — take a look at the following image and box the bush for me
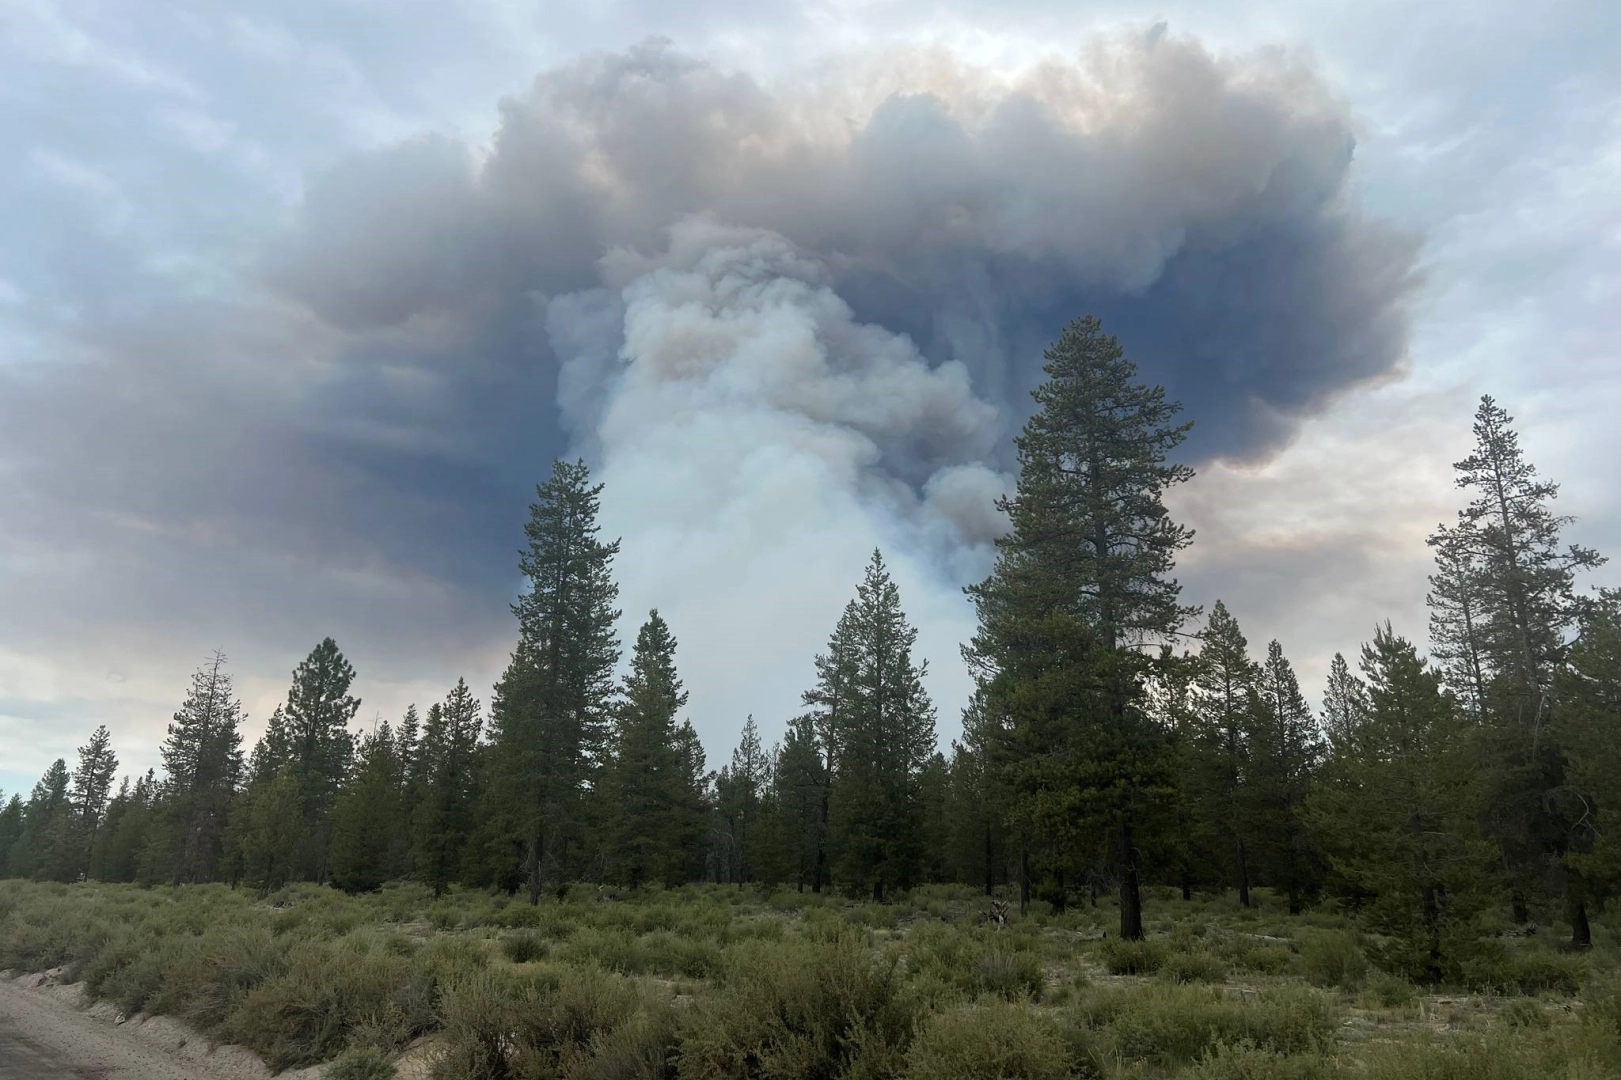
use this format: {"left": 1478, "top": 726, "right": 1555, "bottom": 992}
{"left": 329, "top": 1046, "right": 398, "bottom": 1080}
{"left": 1499, "top": 998, "right": 1550, "bottom": 1029}
{"left": 1299, "top": 931, "right": 1368, "bottom": 991}
{"left": 1100, "top": 939, "right": 1169, "bottom": 975}
{"left": 1075, "top": 983, "right": 1337, "bottom": 1068}
{"left": 1365, "top": 974, "right": 1416, "bottom": 1008}
{"left": 973, "top": 949, "right": 1046, "bottom": 1001}
{"left": 1161, "top": 951, "right": 1230, "bottom": 985}
{"left": 1187, "top": 1041, "right": 1336, "bottom": 1080}
{"left": 434, "top": 967, "right": 644, "bottom": 1080}
{"left": 1459, "top": 943, "right": 1586, "bottom": 996}
{"left": 903, "top": 1002, "right": 1072, "bottom": 1080}
{"left": 502, "top": 931, "right": 548, "bottom": 964}
{"left": 220, "top": 943, "right": 421, "bottom": 1069}
{"left": 676, "top": 935, "right": 917, "bottom": 1079}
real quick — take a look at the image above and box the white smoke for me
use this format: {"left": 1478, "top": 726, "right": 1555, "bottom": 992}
{"left": 549, "top": 218, "right": 1010, "bottom": 745}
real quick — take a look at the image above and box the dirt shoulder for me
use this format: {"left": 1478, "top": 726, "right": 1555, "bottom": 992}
{"left": 0, "top": 969, "right": 321, "bottom": 1080}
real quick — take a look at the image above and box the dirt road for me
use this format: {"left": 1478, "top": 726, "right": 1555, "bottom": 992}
{"left": 0, "top": 973, "right": 299, "bottom": 1080}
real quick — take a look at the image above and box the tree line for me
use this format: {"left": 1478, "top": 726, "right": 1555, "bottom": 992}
{"left": 2, "top": 316, "right": 1615, "bottom": 979}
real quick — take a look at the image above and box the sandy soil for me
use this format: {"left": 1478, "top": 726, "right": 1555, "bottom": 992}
{"left": 0, "top": 969, "right": 323, "bottom": 1080}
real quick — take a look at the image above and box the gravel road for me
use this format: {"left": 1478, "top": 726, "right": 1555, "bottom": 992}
{"left": 0, "top": 973, "right": 305, "bottom": 1080}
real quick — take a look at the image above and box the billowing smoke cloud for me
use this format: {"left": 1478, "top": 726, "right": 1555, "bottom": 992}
{"left": 550, "top": 220, "right": 1010, "bottom": 727}
{"left": 0, "top": 27, "right": 1419, "bottom": 765}
{"left": 270, "top": 32, "right": 1418, "bottom": 466}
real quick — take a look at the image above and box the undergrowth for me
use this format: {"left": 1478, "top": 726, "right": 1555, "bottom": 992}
{"left": 1, "top": 879, "right": 1618, "bottom": 1079}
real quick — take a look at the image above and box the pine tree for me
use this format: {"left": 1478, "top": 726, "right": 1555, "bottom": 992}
{"left": 233, "top": 768, "right": 305, "bottom": 892}
{"left": 1187, "top": 601, "right": 1260, "bottom": 906}
{"left": 329, "top": 721, "right": 403, "bottom": 893}
{"left": 824, "top": 551, "right": 938, "bottom": 900}
{"left": 964, "top": 316, "right": 1194, "bottom": 939}
{"left": 1321, "top": 653, "right": 1370, "bottom": 757}
{"left": 281, "top": 638, "right": 361, "bottom": 880}
{"left": 1430, "top": 397, "right": 1606, "bottom": 936}
{"left": 1308, "top": 625, "right": 1493, "bottom": 981}
{"left": 1434, "top": 397, "right": 1604, "bottom": 711}
{"left": 601, "top": 612, "right": 689, "bottom": 888}
{"left": 1249, "top": 640, "right": 1324, "bottom": 913}
{"left": 413, "top": 681, "right": 484, "bottom": 896}
{"left": 945, "top": 692, "right": 1013, "bottom": 897}
{"left": 94, "top": 771, "right": 155, "bottom": 883}
{"left": 53, "top": 726, "right": 119, "bottom": 880}
{"left": 484, "top": 460, "right": 622, "bottom": 902}
{"left": 715, "top": 717, "right": 770, "bottom": 885}
{"left": 12, "top": 759, "right": 70, "bottom": 879}
{"left": 768, "top": 714, "right": 830, "bottom": 892}
{"left": 394, "top": 704, "right": 423, "bottom": 876}
{"left": 671, "top": 720, "right": 712, "bottom": 883}
{"left": 0, "top": 794, "right": 24, "bottom": 877}
{"left": 1552, "top": 592, "right": 1621, "bottom": 948}
{"left": 801, "top": 601, "right": 860, "bottom": 893}
{"left": 1426, "top": 531, "right": 1491, "bottom": 720}
{"left": 159, "top": 653, "right": 246, "bottom": 883}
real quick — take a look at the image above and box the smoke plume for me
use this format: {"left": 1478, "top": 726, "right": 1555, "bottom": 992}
{"left": 0, "top": 28, "right": 1420, "bottom": 753}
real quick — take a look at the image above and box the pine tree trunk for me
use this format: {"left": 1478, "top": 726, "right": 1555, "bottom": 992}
{"left": 1181, "top": 867, "right": 1192, "bottom": 902}
{"left": 1422, "top": 884, "right": 1443, "bottom": 983}
{"left": 1019, "top": 848, "right": 1030, "bottom": 915}
{"left": 1237, "top": 838, "right": 1251, "bottom": 908}
{"left": 527, "top": 829, "right": 545, "bottom": 906}
{"left": 983, "top": 823, "right": 995, "bottom": 897}
{"left": 1119, "top": 814, "right": 1144, "bottom": 941}
{"left": 1570, "top": 898, "right": 1592, "bottom": 950}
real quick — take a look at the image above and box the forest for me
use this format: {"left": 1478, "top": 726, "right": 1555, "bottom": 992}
{"left": 3, "top": 316, "right": 1620, "bottom": 1080}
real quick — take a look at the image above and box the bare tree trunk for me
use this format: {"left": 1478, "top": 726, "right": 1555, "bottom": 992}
{"left": 1019, "top": 848, "right": 1030, "bottom": 916}
{"left": 1570, "top": 897, "right": 1592, "bottom": 950}
{"left": 527, "top": 828, "right": 545, "bottom": 906}
{"left": 1119, "top": 815, "right": 1144, "bottom": 941}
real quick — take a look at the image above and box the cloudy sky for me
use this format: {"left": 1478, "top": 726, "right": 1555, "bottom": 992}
{"left": 1, "top": 0, "right": 1617, "bottom": 797}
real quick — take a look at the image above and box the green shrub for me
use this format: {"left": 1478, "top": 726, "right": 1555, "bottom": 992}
{"left": 1365, "top": 974, "right": 1416, "bottom": 1008}
{"left": 566, "top": 1003, "right": 681, "bottom": 1080}
{"left": 904, "top": 1002, "right": 1072, "bottom": 1079}
{"left": 676, "top": 935, "right": 916, "bottom": 1079}
{"left": 1498, "top": 998, "right": 1550, "bottom": 1029}
{"left": 973, "top": 949, "right": 1046, "bottom": 1001}
{"left": 1299, "top": 931, "right": 1368, "bottom": 991}
{"left": 502, "top": 931, "right": 548, "bottom": 963}
{"left": 328, "top": 1046, "right": 397, "bottom": 1080}
{"left": 1100, "top": 938, "right": 1170, "bottom": 975}
{"left": 1186, "top": 1041, "right": 1336, "bottom": 1080}
{"left": 434, "top": 966, "right": 644, "bottom": 1080}
{"left": 220, "top": 943, "right": 422, "bottom": 1069}
{"left": 1459, "top": 943, "right": 1586, "bottom": 996}
{"left": 1075, "top": 983, "right": 1337, "bottom": 1068}
{"left": 1160, "top": 951, "right": 1230, "bottom": 985}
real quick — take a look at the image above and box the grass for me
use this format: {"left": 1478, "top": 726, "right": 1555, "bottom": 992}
{"left": 2, "top": 879, "right": 1620, "bottom": 1078}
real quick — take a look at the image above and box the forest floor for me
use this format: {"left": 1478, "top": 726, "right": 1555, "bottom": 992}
{"left": 1, "top": 879, "right": 1618, "bottom": 1079}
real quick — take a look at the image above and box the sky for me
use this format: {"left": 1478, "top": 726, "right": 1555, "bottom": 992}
{"left": 0, "top": 0, "right": 1617, "bottom": 798}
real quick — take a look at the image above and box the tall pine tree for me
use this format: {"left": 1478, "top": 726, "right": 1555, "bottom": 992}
{"left": 1430, "top": 397, "right": 1605, "bottom": 937}
{"left": 601, "top": 611, "right": 690, "bottom": 888}
{"left": 413, "top": 681, "right": 484, "bottom": 896}
{"left": 965, "top": 316, "right": 1196, "bottom": 938}
{"left": 159, "top": 653, "right": 245, "bottom": 883}
{"left": 484, "top": 460, "right": 621, "bottom": 902}
{"left": 329, "top": 721, "right": 403, "bottom": 893}
{"left": 824, "top": 551, "right": 938, "bottom": 901}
